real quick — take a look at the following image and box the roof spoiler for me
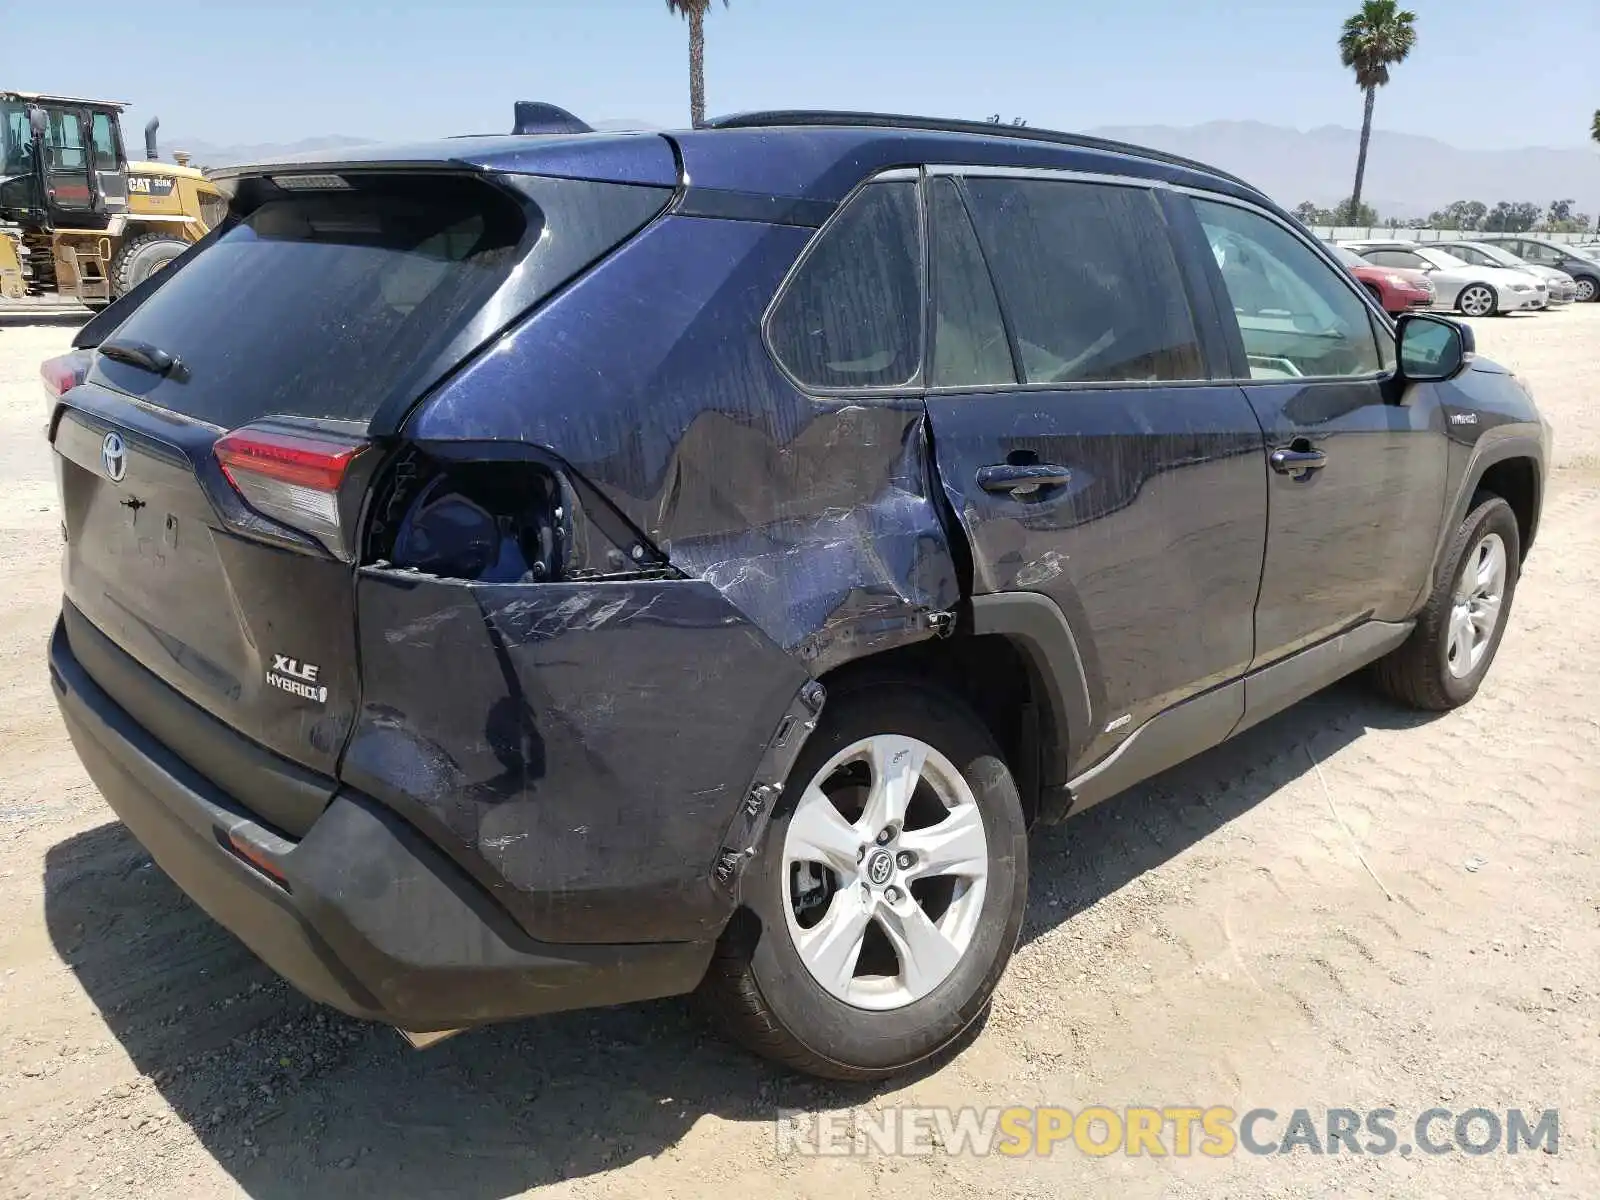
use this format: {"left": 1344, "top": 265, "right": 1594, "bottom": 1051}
{"left": 512, "top": 101, "right": 592, "bottom": 136}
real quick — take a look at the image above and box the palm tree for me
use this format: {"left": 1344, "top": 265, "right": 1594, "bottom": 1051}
{"left": 665, "top": 0, "right": 728, "bottom": 128}
{"left": 1338, "top": 1, "right": 1417, "bottom": 211}
{"left": 1592, "top": 109, "right": 1600, "bottom": 143}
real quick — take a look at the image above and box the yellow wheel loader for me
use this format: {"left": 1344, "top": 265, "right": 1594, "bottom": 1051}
{"left": 1, "top": 91, "right": 225, "bottom": 307}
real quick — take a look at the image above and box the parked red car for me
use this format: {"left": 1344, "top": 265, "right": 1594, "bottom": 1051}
{"left": 1329, "top": 243, "right": 1433, "bottom": 314}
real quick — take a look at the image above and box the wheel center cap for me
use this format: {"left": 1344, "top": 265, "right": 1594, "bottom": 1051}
{"left": 866, "top": 849, "right": 895, "bottom": 886}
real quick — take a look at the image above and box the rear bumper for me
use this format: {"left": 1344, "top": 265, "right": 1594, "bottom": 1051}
{"left": 49, "top": 615, "right": 714, "bottom": 1033}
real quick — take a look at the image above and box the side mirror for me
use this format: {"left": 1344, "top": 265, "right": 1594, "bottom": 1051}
{"left": 27, "top": 105, "right": 47, "bottom": 141}
{"left": 1396, "top": 312, "right": 1473, "bottom": 382}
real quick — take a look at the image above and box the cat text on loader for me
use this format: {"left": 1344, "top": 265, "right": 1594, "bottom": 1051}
{"left": 0, "top": 91, "right": 225, "bottom": 307}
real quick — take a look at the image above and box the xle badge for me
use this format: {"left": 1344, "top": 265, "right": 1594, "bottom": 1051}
{"left": 268, "top": 654, "right": 327, "bottom": 704}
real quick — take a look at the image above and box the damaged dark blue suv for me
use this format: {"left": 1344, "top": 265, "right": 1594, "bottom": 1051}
{"left": 45, "top": 109, "right": 1548, "bottom": 1079}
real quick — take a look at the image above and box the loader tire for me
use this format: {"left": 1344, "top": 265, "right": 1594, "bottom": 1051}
{"left": 111, "top": 233, "right": 188, "bottom": 297}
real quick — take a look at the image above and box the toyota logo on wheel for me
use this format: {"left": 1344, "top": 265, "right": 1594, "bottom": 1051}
{"left": 101, "top": 432, "right": 127, "bottom": 482}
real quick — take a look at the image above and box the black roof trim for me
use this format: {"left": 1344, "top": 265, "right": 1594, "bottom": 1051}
{"left": 706, "top": 109, "right": 1261, "bottom": 195}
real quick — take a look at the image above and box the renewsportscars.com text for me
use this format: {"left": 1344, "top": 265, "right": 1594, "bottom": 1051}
{"left": 775, "top": 1105, "right": 1560, "bottom": 1158}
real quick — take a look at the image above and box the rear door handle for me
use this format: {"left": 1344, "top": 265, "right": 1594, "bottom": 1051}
{"left": 1269, "top": 447, "right": 1328, "bottom": 479}
{"left": 976, "top": 463, "right": 1073, "bottom": 495}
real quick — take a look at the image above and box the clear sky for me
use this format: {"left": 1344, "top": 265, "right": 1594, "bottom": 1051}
{"left": 10, "top": 0, "right": 1598, "bottom": 151}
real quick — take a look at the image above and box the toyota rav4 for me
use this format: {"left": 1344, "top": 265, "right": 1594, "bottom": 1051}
{"left": 43, "top": 108, "right": 1549, "bottom": 1080}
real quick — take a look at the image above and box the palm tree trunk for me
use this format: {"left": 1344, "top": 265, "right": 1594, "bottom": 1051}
{"left": 689, "top": 8, "right": 706, "bottom": 128}
{"left": 1351, "top": 85, "right": 1376, "bottom": 209}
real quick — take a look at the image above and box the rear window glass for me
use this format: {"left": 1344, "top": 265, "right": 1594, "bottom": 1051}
{"left": 95, "top": 176, "right": 526, "bottom": 427}
{"left": 767, "top": 180, "right": 923, "bottom": 390}
{"left": 91, "top": 174, "right": 667, "bottom": 429}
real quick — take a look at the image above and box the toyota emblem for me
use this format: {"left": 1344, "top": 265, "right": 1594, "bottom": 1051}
{"left": 102, "top": 432, "right": 127, "bottom": 482}
{"left": 866, "top": 849, "right": 894, "bottom": 886}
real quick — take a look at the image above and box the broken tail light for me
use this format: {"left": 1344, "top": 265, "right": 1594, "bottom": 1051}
{"left": 214, "top": 423, "right": 368, "bottom": 553}
{"left": 41, "top": 350, "right": 92, "bottom": 408}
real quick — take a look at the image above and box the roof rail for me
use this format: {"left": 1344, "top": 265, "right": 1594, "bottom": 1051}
{"left": 705, "top": 110, "right": 1261, "bottom": 195}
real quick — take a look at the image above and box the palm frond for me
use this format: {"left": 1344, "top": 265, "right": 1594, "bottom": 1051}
{"left": 664, "top": 0, "right": 725, "bottom": 16}
{"left": 1338, "top": 0, "right": 1418, "bottom": 90}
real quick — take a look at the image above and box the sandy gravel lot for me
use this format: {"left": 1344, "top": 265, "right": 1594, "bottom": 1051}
{"left": 1, "top": 306, "right": 1597, "bottom": 1199}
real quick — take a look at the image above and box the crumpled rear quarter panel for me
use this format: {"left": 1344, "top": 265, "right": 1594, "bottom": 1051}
{"left": 361, "top": 212, "right": 964, "bottom": 946}
{"left": 406, "top": 213, "right": 961, "bottom": 671}
{"left": 347, "top": 572, "right": 810, "bottom": 945}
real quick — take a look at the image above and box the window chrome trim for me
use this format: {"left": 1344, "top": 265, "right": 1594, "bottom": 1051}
{"left": 760, "top": 167, "right": 929, "bottom": 400}
{"left": 925, "top": 162, "right": 1163, "bottom": 191}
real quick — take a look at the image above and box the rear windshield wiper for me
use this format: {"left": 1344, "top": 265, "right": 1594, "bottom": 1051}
{"left": 98, "top": 338, "right": 185, "bottom": 379}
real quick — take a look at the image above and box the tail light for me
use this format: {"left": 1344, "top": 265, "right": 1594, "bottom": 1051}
{"left": 41, "top": 350, "right": 91, "bottom": 407}
{"left": 214, "top": 423, "right": 367, "bottom": 553}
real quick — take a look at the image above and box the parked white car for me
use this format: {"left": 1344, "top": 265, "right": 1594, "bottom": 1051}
{"left": 1340, "top": 240, "right": 1545, "bottom": 316}
{"left": 1436, "top": 241, "right": 1578, "bottom": 305}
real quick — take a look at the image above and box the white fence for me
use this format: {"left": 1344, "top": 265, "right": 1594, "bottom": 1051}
{"left": 1310, "top": 226, "right": 1598, "bottom": 245}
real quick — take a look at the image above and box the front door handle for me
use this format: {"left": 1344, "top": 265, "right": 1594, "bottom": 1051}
{"left": 976, "top": 463, "right": 1073, "bottom": 495}
{"left": 1269, "top": 446, "right": 1328, "bottom": 479}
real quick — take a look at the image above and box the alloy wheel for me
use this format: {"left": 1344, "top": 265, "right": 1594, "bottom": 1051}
{"left": 1458, "top": 285, "right": 1494, "bottom": 317}
{"left": 1576, "top": 278, "right": 1598, "bottom": 304}
{"left": 782, "top": 733, "right": 989, "bottom": 1011}
{"left": 1447, "top": 532, "right": 1507, "bottom": 679}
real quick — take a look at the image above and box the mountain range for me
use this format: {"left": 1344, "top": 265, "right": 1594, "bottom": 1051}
{"left": 163, "top": 120, "right": 1600, "bottom": 220}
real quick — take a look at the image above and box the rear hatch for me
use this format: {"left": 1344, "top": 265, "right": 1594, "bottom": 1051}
{"left": 54, "top": 164, "right": 672, "bottom": 832}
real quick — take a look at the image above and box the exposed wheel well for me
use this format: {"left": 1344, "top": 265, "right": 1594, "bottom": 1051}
{"left": 1474, "top": 457, "right": 1539, "bottom": 559}
{"left": 818, "top": 635, "right": 1042, "bottom": 824}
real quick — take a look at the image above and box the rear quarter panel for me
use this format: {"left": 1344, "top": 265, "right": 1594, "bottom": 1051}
{"left": 360, "top": 213, "right": 963, "bottom": 942}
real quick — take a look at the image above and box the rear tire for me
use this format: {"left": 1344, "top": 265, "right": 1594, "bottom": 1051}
{"left": 1456, "top": 283, "right": 1497, "bottom": 318}
{"left": 110, "top": 232, "right": 188, "bottom": 297}
{"left": 1373, "top": 495, "right": 1520, "bottom": 711}
{"left": 699, "top": 678, "right": 1028, "bottom": 1080}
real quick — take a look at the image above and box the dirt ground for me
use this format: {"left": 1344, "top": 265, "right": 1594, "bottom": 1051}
{"left": 1, "top": 306, "right": 1597, "bottom": 1199}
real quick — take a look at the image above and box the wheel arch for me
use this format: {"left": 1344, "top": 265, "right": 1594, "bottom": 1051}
{"left": 1427, "top": 436, "right": 1544, "bottom": 598}
{"left": 1473, "top": 454, "right": 1541, "bottom": 560}
{"left": 815, "top": 592, "right": 1094, "bottom": 826}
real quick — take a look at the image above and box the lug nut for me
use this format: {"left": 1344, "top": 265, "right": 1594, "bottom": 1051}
{"left": 884, "top": 886, "right": 903, "bottom": 903}
{"left": 857, "top": 844, "right": 867, "bottom": 862}
{"left": 896, "top": 851, "right": 914, "bottom": 869}
{"left": 875, "top": 827, "right": 893, "bottom": 846}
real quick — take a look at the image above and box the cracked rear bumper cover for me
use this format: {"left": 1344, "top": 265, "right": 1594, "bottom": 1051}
{"left": 49, "top": 617, "right": 714, "bottom": 1033}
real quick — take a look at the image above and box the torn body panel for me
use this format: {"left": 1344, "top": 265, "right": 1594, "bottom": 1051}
{"left": 404, "top": 213, "right": 961, "bottom": 673}
{"left": 348, "top": 570, "right": 811, "bottom": 945}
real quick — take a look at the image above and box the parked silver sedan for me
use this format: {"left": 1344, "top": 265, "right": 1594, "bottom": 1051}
{"left": 1436, "top": 241, "right": 1578, "bottom": 305}
{"left": 1341, "top": 240, "right": 1545, "bottom": 316}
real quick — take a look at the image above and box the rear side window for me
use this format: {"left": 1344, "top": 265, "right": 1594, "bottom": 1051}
{"left": 93, "top": 173, "right": 668, "bottom": 428}
{"left": 961, "top": 178, "right": 1204, "bottom": 385}
{"left": 929, "top": 177, "right": 1015, "bottom": 387}
{"left": 767, "top": 180, "right": 923, "bottom": 390}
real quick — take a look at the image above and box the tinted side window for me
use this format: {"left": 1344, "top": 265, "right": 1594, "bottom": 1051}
{"left": 768, "top": 181, "right": 923, "bottom": 390}
{"left": 1450, "top": 246, "right": 1487, "bottom": 266}
{"left": 1195, "top": 200, "right": 1383, "bottom": 381}
{"left": 1364, "top": 249, "right": 1425, "bottom": 270}
{"left": 962, "top": 178, "right": 1204, "bottom": 385}
{"left": 929, "top": 178, "right": 1014, "bottom": 387}
{"left": 49, "top": 111, "right": 86, "bottom": 170}
{"left": 90, "top": 113, "right": 118, "bottom": 170}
